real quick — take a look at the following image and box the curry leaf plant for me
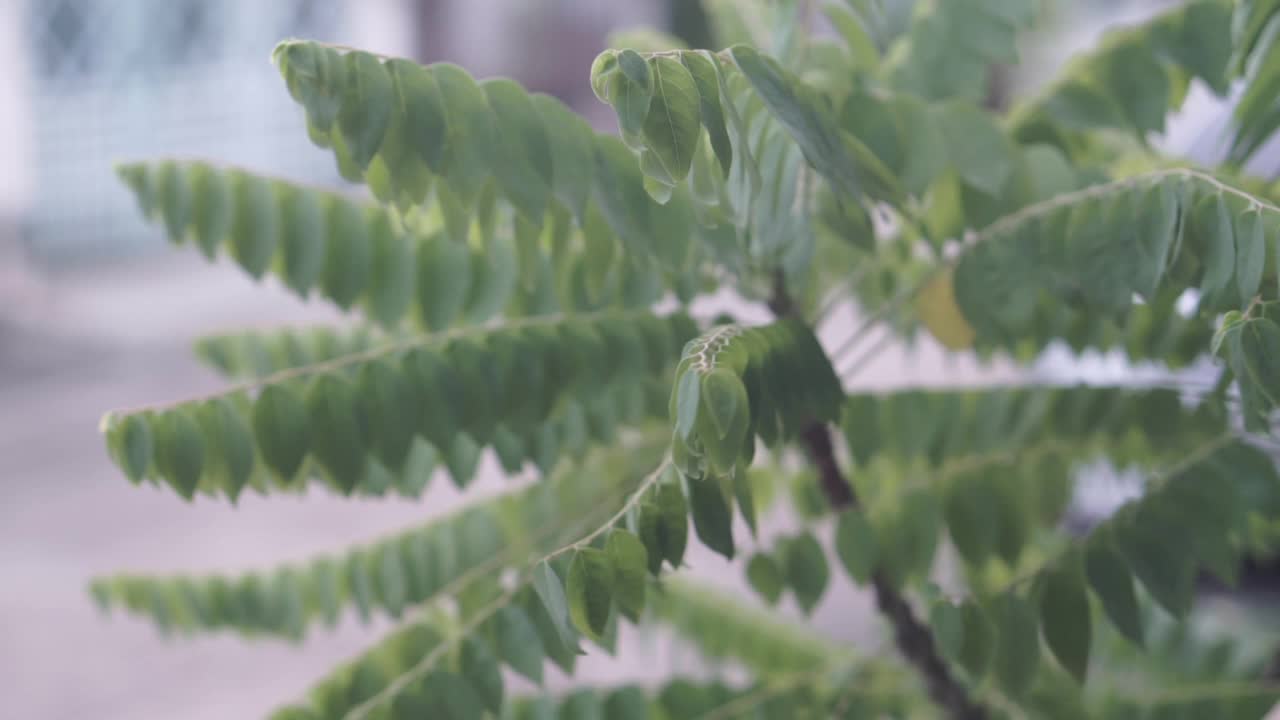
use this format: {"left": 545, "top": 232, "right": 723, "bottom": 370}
{"left": 94, "top": 1, "right": 1280, "bottom": 718}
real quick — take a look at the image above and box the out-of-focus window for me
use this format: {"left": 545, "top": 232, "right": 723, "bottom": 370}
{"left": 21, "top": 0, "right": 348, "bottom": 263}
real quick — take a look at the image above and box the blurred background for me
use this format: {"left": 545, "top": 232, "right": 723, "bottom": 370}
{"left": 1, "top": 1, "right": 1276, "bottom": 718}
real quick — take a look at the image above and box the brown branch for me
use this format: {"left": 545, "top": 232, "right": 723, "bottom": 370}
{"left": 771, "top": 271, "right": 986, "bottom": 720}
{"left": 800, "top": 423, "right": 986, "bottom": 720}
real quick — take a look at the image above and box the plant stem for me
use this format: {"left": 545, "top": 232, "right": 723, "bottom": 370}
{"left": 770, "top": 272, "right": 987, "bottom": 720}
{"left": 799, "top": 422, "right": 988, "bottom": 720}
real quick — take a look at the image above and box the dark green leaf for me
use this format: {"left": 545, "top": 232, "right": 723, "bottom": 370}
{"left": 688, "top": 474, "right": 734, "bottom": 560}
{"left": 482, "top": 78, "right": 553, "bottom": 221}
{"left": 1192, "top": 193, "right": 1235, "bottom": 304}
{"left": 305, "top": 375, "right": 367, "bottom": 494}
{"left": 606, "top": 530, "right": 649, "bottom": 620}
{"left": 228, "top": 171, "right": 279, "bottom": 280}
{"left": 930, "top": 598, "right": 965, "bottom": 663}
{"left": 1235, "top": 209, "right": 1266, "bottom": 304}
{"left": 783, "top": 532, "right": 829, "bottom": 615}
{"left": 993, "top": 594, "right": 1041, "bottom": 698}
{"left": 681, "top": 51, "right": 732, "bottom": 177}
{"left": 1039, "top": 558, "right": 1091, "bottom": 684}
{"left": 958, "top": 600, "right": 994, "bottom": 680}
{"left": 106, "top": 413, "right": 153, "bottom": 484}
{"left": 252, "top": 385, "right": 310, "bottom": 481}
{"left": 153, "top": 409, "right": 205, "bottom": 500}
{"left": 603, "top": 687, "right": 648, "bottom": 720}
{"left": 336, "top": 52, "right": 393, "bottom": 171}
{"left": 531, "top": 93, "right": 595, "bottom": 223}
{"left": 1085, "top": 531, "right": 1144, "bottom": 647}
{"left": 566, "top": 548, "right": 614, "bottom": 640}
{"left": 460, "top": 636, "right": 503, "bottom": 713}
{"left": 673, "top": 370, "right": 701, "bottom": 441}
{"left": 746, "top": 552, "right": 784, "bottom": 606}
{"left": 936, "top": 101, "right": 1014, "bottom": 195}
{"left": 495, "top": 606, "right": 545, "bottom": 684}
{"left": 641, "top": 56, "right": 701, "bottom": 183}
{"left": 319, "top": 197, "right": 371, "bottom": 310}
{"left": 834, "top": 510, "right": 877, "bottom": 583}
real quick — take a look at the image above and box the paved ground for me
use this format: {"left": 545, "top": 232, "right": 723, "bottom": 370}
{"left": 0, "top": 253, "right": 1016, "bottom": 719}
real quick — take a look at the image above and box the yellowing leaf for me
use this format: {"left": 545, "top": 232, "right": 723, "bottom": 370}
{"left": 916, "top": 268, "right": 976, "bottom": 350}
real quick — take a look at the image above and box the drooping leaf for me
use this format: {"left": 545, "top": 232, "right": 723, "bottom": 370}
{"left": 687, "top": 474, "right": 735, "bottom": 560}
{"left": 566, "top": 548, "right": 614, "bottom": 640}
{"left": 606, "top": 530, "right": 649, "bottom": 620}
{"left": 1038, "top": 557, "right": 1092, "bottom": 684}
{"left": 835, "top": 511, "right": 877, "bottom": 584}
{"left": 746, "top": 552, "right": 784, "bottom": 606}
{"left": 782, "top": 531, "right": 829, "bottom": 615}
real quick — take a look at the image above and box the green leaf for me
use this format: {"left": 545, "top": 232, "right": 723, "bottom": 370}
{"left": 927, "top": 599, "right": 964, "bottom": 668}
{"left": 385, "top": 58, "right": 448, "bottom": 173}
{"left": 699, "top": 368, "right": 746, "bottom": 441}
{"left": 1085, "top": 531, "right": 1144, "bottom": 647}
{"left": 153, "top": 409, "right": 206, "bottom": 500}
{"left": 640, "top": 56, "right": 702, "bottom": 183}
{"left": 592, "top": 136, "right": 653, "bottom": 254}
{"left": 105, "top": 412, "right": 153, "bottom": 484}
{"left": 993, "top": 593, "right": 1041, "bottom": 698}
{"left": 252, "top": 385, "right": 310, "bottom": 481}
{"left": 530, "top": 560, "right": 576, "bottom": 655}
{"left": 834, "top": 510, "right": 877, "bottom": 583}
{"left": 945, "top": 476, "right": 999, "bottom": 567}
{"left": 746, "top": 552, "right": 784, "bottom": 605}
{"left": 274, "top": 183, "right": 325, "bottom": 296}
{"left": 364, "top": 211, "right": 414, "bottom": 327}
{"left": 196, "top": 397, "right": 255, "bottom": 501}
{"left": 566, "top": 548, "right": 614, "bottom": 640}
{"left": 336, "top": 51, "right": 393, "bottom": 171}
{"left": 730, "top": 44, "right": 897, "bottom": 202}
{"left": 783, "top": 531, "right": 829, "bottom": 615}
{"left": 605, "top": 530, "right": 649, "bottom": 620}
{"left": 688, "top": 474, "right": 735, "bottom": 560}
{"left": 958, "top": 600, "right": 994, "bottom": 680}
{"left": 188, "top": 163, "right": 231, "bottom": 258}
{"left": 1191, "top": 193, "right": 1235, "bottom": 304}
{"left": 419, "top": 670, "right": 486, "bottom": 720}
{"left": 531, "top": 93, "right": 595, "bottom": 223}
{"left": 416, "top": 234, "right": 473, "bottom": 331}
{"left": 482, "top": 78, "right": 553, "bottom": 221}
{"left": 732, "top": 469, "right": 758, "bottom": 538}
{"left": 1132, "top": 182, "right": 1179, "bottom": 298}
{"left": 227, "top": 171, "right": 279, "bottom": 280}
{"left": 1100, "top": 41, "right": 1170, "bottom": 134}
{"left": 673, "top": 369, "right": 702, "bottom": 441}
{"left": 681, "top": 51, "right": 733, "bottom": 177}
{"left": 936, "top": 101, "right": 1014, "bottom": 196}
{"left": 432, "top": 63, "right": 499, "bottom": 201}
{"left": 494, "top": 606, "right": 545, "bottom": 684}
{"left": 1235, "top": 209, "right": 1266, "bottom": 304}
{"left": 319, "top": 197, "right": 371, "bottom": 309}
{"left": 608, "top": 50, "right": 653, "bottom": 137}
{"left": 642, "top": 480, "right": 689, "bottom": 573}
{"left": 603, "top": 687, "right": 648, "bottom": 720}
{"left": 459, "top": 636, "right": 503, "bottom": 713}
{"left": 561, "top": 689, "right": 605, "bottom": 720}
{"left": 358, "top": 360, "right": 417, "bottom": 470}
{"left": 305, "top": 375, "right": 367, "bottom": 494}
{"left": 1114, "top": 506, "right": 1195, "bottom": 618}
{"left": 1039, "top": 558, "right": 1091, "bottom": 684}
